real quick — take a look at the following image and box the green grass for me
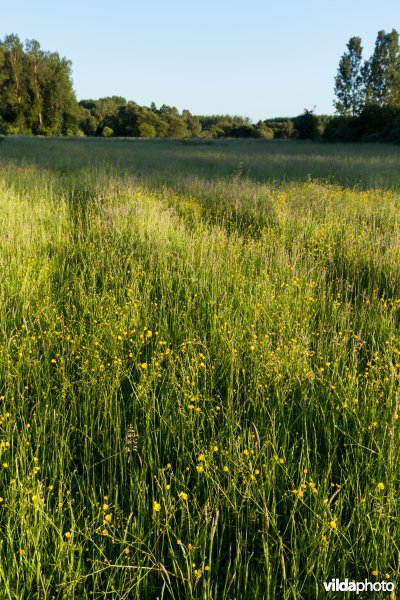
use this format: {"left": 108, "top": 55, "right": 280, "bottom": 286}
{"left": 0, "top": 137, "right": 399, "bottom": 599}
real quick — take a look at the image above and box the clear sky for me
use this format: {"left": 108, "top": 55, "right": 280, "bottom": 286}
{"left": 3, "top": 1, "right": 400, "bottom": 121}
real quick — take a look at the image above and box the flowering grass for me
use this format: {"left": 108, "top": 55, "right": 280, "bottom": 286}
{"left": 0, "top": 137, "right": 399, "bottom": 598}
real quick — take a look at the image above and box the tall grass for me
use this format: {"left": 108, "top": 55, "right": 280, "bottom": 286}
{"left": 0, "top": 138, "right": 399, "bottom": 598}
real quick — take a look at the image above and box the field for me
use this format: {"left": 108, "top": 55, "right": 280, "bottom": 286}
{"left": 0, "top": 137, "right": 399, "bottom": 599}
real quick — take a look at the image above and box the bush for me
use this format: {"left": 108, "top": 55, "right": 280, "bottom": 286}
{"left": 255, "top": 123, "right": 274, "bottom": 139}
{"left": 102, "top": 126, "right": 113, "bottom": 137}
{"left": 138, "top": 122, "right": 157, "bottom": 138}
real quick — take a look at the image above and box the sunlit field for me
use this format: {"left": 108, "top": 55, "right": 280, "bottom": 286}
{"left": 0, "top": 137, "right": 399, "bottom": 599}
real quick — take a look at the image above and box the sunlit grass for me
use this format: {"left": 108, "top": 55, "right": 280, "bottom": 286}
{"left": 0, "top": 138, "right": 399, "bottom": 599}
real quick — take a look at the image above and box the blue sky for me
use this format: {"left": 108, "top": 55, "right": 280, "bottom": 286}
{"left": 3, "top": 1, "right": 400, "bottom": 121}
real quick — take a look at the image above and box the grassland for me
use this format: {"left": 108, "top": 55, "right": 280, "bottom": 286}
{"left": 0, "top": 137, "right": 399, "bottom": 599}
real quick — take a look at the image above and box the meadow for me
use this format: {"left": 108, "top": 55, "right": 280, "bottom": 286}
{"left": 0, "top": 137, "right": 399, "bottom": 599}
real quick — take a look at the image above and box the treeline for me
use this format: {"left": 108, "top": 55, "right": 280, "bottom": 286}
{"left": 2, "top": 31, "right": 400, "bottom": 142}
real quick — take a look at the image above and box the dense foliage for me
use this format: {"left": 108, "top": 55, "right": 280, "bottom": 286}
{"left": 2, "top": 30, "right": 400, "bottom": 142}
{"left": 0, "top": 35, "right": 80, "bottom": 135}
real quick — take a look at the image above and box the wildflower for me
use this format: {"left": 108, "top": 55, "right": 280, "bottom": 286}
{"left": 177, "top": 539, "right": 182, "bottom": 545}
{"left": 372, "top": 570, "right": 378, "bottom": 576}
{"left": 153, "top": 501, "right": 161, "bottom": 512}
{"left": 124, "top": 548, "right": 130, "bottom": 555}
{"left": 102, "top": 529, "right": 108, "bottom": 536}
{"left": 223, "top": 465, "right": 229, "bottom": 472}
{"left": 103, "top": 503, "right": 109, "bottom": 510}
{"left": 2, "top": 463, "right": 8, "bottom": 469}
{"left": 104, "top": 514, "right": 112, "bottom": 522}
{"left": 377, "top": 482, "right": 385, "bottom": 490}
{"left": 196, "top": 465, "right": 204, "bottom": 473}
{"left": 166, "top": 484, "right": 171, "bottom": 490}
{"left": 243, "top": 449, "right": 249, "bottom": 456}
{"left": 321, "top": 535, "right": 327, "bottom": 543}
{"left": 205, "top": 565, "right": 210, "bottom": 571}
{"left": 197, "top": 454, "right": 204, "bottom": 462}
{"left": 65, "top": 532, "right": 71, "bottom": 539}
{"left": 31, "top": 495, "right": 38, "bottom": 502}
{"left": 0, "top": 497, "right": 3, "bottom": 502}
{"left": 329, "top": 520, "right": 337, "bottom": 529}
{"left": 213, "top": 446, "right": 219, "bottom": 452}
{"left": 178, "top": 492, "right": 188, "bottom": 501}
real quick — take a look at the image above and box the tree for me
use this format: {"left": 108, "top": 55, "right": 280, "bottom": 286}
{"left": 334, "top": 37, "right": 364, "bottom": 116}
{"left": 25, "top": 39, "right": 45, "bottom": 132}
{"left": 294, "top": 108, "right": 323, "bottom": 139}
{"left": 1, "top": 34, "right": 27, "bottom": 130}
{"left": 363, "top": 29, "right": 400, "bottom": 107}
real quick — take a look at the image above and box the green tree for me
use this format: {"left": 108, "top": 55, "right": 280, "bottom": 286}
{"left": 363, "top": 29, "right": 400, "bottom": 107}
{"left": 0, "top": 34, "right": 27, "bottom": 131}
{"left": 334, "top": 37, "right": 364, "bottom": 115}
{"left": 25, "top": 39, "right": 46, "bottom": 132}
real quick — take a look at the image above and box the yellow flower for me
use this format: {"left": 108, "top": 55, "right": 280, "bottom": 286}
{"left": 153, "top": 501, "right": 161, "bottom": 512}
{"left": 124, "top": 548, "right": 130, "bottom": 555}
{"left": 197, "top": 454, "right": 204, "bottom": 462}
{"left": 329, "top": 520, "right": 337, "bottom": 529}
{"left": 213, "top": 446, "right": 219, "bottom": 452}
{"left": 205, "top": 565, "right": 210, "bottom": 571}
{"left": 243, "top": 449, "right": 249, "bottom": 456}
{"left": 2, "top": 463, "right": 8, "bottom": 469}
{"left": 377, "top": 482, "right": 385, "bottom": 490}
{"left": 103, "top": 503, "right": 109, "bottom": 510}
{"left": 65, "top": 531, "right": 71, "bottom": 539}
{"left": 178, "top": 492, "right": 188, "bottom": 501}
{"left": 31, "top": 495, "right": 38, "bottom": 502}
{"left": 223, "top": 465, "right": 229, "bottom": 472}
{"left": 372, "top": 570, "right": 378, "bottom": 576}
{"left": 0, "top": 497, "right": 3, "bottom": 502}
{"left": 196, "top": 465, "right": 204, "bottom": 473}
{"left": 177, "top": 539, "right": 182, "bottom": 545}
{"left": 166, "top": 484, "right": 171, "bottom": 490}
{"left": 102, "top": 529, "right": 108, "bottom": 536}
{"left": 104, "top": 514, "right": 112, "bottom": 522}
